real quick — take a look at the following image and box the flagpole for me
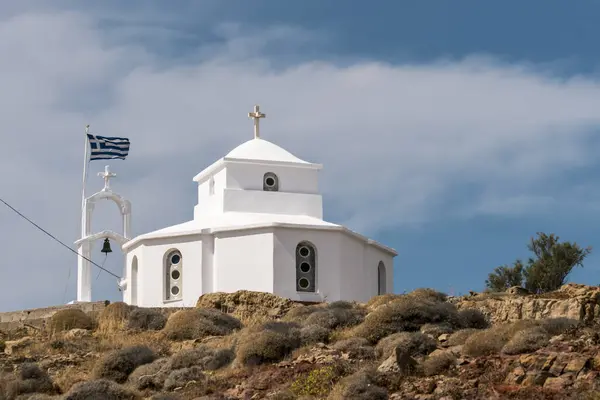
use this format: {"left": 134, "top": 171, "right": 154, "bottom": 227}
{"left": 80, "top": 125, "right": 90, "bottom": 237}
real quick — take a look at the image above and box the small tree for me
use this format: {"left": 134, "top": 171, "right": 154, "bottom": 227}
{"left": 523, "top": 233, "right": 591, "bottom": 293}
{"left": 485, "top": 232, "right": 591, "bottom": 294}
{"left": 485, "top": 261, "right": 524, "bottom": 292}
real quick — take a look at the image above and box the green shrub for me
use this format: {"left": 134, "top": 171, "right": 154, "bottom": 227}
{"left": 304, "top": 307, "right": 365, "bottom": 330}
{"left": 168, "top": 345, "right": 234, "bottom": 371}
{"left": 353, "top": 297, "right": 461, "bottom": 344}
{"left": 163, "top": 366, "right": 205, "bottom": 391}
{"left": 331, "top": 338, "right": 376, "bottom": 360}
{"left": 290, "top": 365, "right": 339, "bottom": 397}
{"left": 93, "top": 345, "right": 156, "bottom": 383}
{"left": 502, "top": 327, "right": 550, "bottom": 355}
{"left": 163, "top": 308, "right": 242, "bottom": 341}
{"left": 300, "top": 324, "right": 331, "bottom": 345}
{"left": 328, "top": 369, "right": 387, "bottom": 400}
{"left": 3, "top": 363, "right": 57, "bottom": 398}
{"left": 127, "top": 358, "right": 169, "bottom": 390}
{"left": 48, "top": 309, "right": 93, "bottom": 333}
{"left": 235, "top": 322, "right": 301, "bottom": 365}
{"left": 407, "top": 288, "right": 448, "bottom": 302}
{"left": 422, "top": 351, "right": 457, "bottom": 376}
{"left": 420, "top": 323, "right": 454, "bottom": 338}
{"left": 375, "top": 332, "right": 437, "bottom": 359}
{"left": 462, "top": 320, "right": 539, "bottom": 357}
{"left": 539, "top": 317, "right": 578, "bottom": 336}
{"left": 63, "top": 379, "right": 138, "bottom": 400}
{"left": 127, "top": 308, "right": 167, "bottom": 331}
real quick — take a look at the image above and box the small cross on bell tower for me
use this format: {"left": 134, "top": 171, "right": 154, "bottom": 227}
{"left": 248, "top": 105, "right": 266, "bottom": 139}
{"left": 98, "top": 165, "right": 116, "bottom": 191}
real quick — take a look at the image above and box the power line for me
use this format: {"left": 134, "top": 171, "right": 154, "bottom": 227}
{"left": 0, "top": 197, "right": 121, "bottom": 279}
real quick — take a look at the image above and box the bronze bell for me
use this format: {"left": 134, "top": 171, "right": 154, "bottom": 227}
{"left": 101, "top": 238, "right": 112, "bottom": 254}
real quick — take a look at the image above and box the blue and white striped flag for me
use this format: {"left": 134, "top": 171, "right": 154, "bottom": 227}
{"left": 87, "top": 133, "right": 130, "bottom": 160}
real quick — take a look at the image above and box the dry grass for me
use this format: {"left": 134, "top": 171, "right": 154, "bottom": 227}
{"left": 235, "top": 322, "right": 301, "bottom": 366}
{"left": 375, "top": 331, "right": 437, "bottom": 359}
{"left": 169, "top": 345, "right": 234, "bottom": 371}
{"left": 163, "top": 366, "right": 205, "bottom": 391}
{"left": 97, "top": 302, "right": 133, "bottom": 334}
{"left": 162, "top": 309, "right": 242, "bottom": 341}
{"left": 47, "top": 309, "right": 93, "bottom": 334}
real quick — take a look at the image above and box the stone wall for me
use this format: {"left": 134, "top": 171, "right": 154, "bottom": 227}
{"left": 0, "top": 301, "right": 108, "bottom": 332}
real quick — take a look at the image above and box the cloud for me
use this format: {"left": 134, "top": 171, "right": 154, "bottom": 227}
{"left": 1, "top": 8, "right": 600, "bottom": 310}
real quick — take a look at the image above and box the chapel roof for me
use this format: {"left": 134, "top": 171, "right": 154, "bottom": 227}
{"left": 225, "top": 137, "right": 310, "bottom": 165}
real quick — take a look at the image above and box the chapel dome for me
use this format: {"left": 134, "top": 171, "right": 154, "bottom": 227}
{"left": 225, "top": 138, "right": 310, "bottom": 164}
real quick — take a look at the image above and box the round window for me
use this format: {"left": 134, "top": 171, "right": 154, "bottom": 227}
{"left": 170, "top": 253, "right": 181, "bottom": 265}
{"left": 300, "top": 262, "right": 311, "bottom": 273}
{"left": 298, "top": 246, "right": 311, "bottom": 258}
{"left": 298, "top": 278, "right": 310, "bottom": 289}
{"left": 171, "top": 270, "right": 180, "bottom": 280}
{"left": 265, "top": 177, "right": 275, "bottom": 187}
{"left": 171, "top": 286, "right": 180, "bottom": 296}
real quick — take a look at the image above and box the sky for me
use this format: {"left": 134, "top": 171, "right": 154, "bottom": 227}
{"left": 2, "top": 1, "right": 600, "bottom": 311}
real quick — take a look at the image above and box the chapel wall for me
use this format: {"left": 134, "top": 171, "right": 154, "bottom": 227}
{"left": 131, "top": 235, "right": 203, "bottom": 308}
{"left": 213, "top": 230, "right": 274, "bottom": 294}
{"left": 225, "top": 163, "right": 319, "bottom": 194}
{"left": 272, "top": 228, "right": 342, "bottom": 302}
{"left": 363, "top": 244, "right": 395, "bottom": 297}
{"left": 338, "top": 234, "right": 371, "bottom": 303}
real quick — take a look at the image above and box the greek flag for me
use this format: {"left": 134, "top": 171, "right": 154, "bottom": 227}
{"left": 87, "top": 134, "right": 130, "bottom": 160}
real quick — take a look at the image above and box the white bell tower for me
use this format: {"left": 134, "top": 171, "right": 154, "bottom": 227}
{"left": 73, "top": 165, "right": 132, "bottom": 302}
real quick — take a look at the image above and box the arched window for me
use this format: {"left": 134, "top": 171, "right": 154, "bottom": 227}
{"left": 131, "top": 256, "right": 139, "bottom": 306}
{"left": 263, "top": 172, "right": 279, "bottom": 192}
{"left": 296, "top": 242, "right": 316, "bottom": 292}
{"left": 164, "top": 250, "right": 183, "bottom": 301}
{"left": 377, "top": 261, "right": 386, "bottom": 295}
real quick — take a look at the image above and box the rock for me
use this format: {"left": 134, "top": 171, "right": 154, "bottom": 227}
{"left": 4, "top": 337, "right": 33, "bottom": 355}
{"left": 505, "top": 366, "right": 526, "bottom": 384}
{"left": 563, "top": 356, "right": 590, "bottom": 374}
{"left": 196, "top": 290, "right": 299, "bottom": 321}
{"left": 544, "top": 374, "right": 574, "bottom": 390}
{"left": 521, "top": 372, "right": 552, "bottom": 387}
{"left": 64, "top": 328, "right": 91, "bottom": 339}
{"left": 506, "top": 286, "right": 530, "bottom": 295}
{"left": 456, "top": 283, "right": 600, "bottom": 324}
{"left": 377, "top": 349, "right": 418, "bottom": 374}
{"left": 438, "top": 333, "right": 450, "bottom": 342}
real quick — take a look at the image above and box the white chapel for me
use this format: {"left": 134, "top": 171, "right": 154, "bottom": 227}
{"left": 80, "top": 106, "right": 397, "bottom": 307}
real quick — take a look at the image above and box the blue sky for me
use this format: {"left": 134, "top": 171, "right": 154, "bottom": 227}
{"left": 1, "top": 1, "right": 600, "bottom": 311}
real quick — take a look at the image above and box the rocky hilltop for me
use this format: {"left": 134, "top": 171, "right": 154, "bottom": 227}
{"left": 2, "top": 286, "right": 600, "bottom": 399}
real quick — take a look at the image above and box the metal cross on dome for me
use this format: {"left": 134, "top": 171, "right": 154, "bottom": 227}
{"left": 248, "top": 105, "right": 266, "bottom": 139}
{"left": 98, "top": 165, "right": 116, "bottom": 191}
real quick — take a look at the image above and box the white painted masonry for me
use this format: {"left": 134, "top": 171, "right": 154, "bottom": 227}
{"left": 117, "top": 106, "right": 397, "bottom": 307}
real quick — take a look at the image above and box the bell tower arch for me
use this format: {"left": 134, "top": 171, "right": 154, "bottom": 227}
{"left": 74, "top": 165, "right": 131, "bottom": 302}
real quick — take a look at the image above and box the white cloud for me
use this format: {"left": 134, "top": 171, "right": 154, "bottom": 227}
{"left": 1, "top": 9, "right": 600, "bottom": 310}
